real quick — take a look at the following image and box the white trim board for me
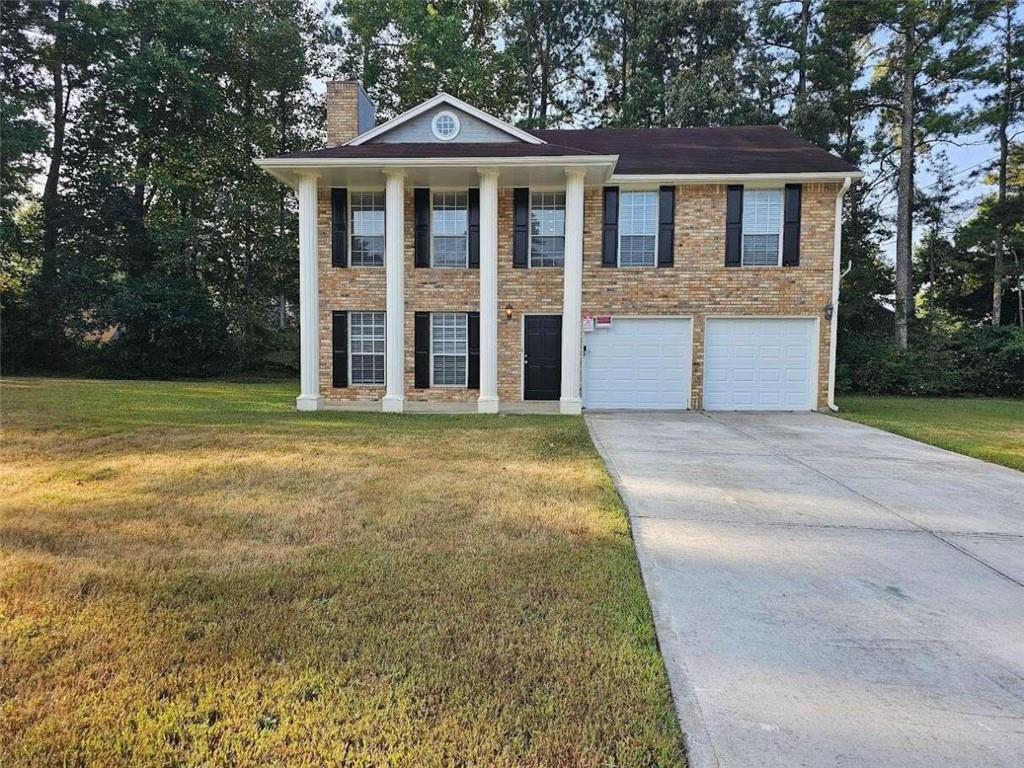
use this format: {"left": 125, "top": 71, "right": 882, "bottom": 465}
{"left": 346, "top": 93, "right": 546, "bottom": 146}
{"left": 611, "top": 171, "right": 863, "bottom": 184}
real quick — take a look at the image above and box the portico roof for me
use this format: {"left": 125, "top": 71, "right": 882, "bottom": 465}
{"left": 255, "top": 147, "right": 618, "bottom": 188}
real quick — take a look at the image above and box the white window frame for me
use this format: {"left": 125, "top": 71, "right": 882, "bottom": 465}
{"left": 740, "top": 187, "right": 784, "bottom": 268}
{"left": 430, "top": 190, "right": 470, "bottom": 268}
{"left": 349, "top": 311, "right": 385, "bottom": 386}
{"left": 429, "top": 312, "right": 469, "bottom": 388}
{"left": 349, "top": 190, "right": 385, "bottom": 268}
{"left": 528, "top": 189, "right": 566, "bottom": 268}
{"left": 431, "top": 110, "right": 461, "bottom": 141}
{"left": 616, "top": 189, "right": 659, "bottom": 268}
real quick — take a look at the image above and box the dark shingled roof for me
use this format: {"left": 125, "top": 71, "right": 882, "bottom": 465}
{"left": 530, "top": 126, "right": 860, "bottom": 175}
{"left": 268, "top": 126, "right": 860, "bottom": 176}
{"left": 271, "top": 142, "right": 599, "bottom": 160}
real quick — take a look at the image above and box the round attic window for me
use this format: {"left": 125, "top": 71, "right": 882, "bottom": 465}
{"left": 431, "top": 110, "right": 460, "bottom": 141}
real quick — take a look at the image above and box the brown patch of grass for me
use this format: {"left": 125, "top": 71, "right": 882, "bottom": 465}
{"left": 0, "top": 378, "right": 684, "bottom": 767}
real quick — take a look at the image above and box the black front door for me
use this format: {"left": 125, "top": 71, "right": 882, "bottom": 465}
{"left": 524, "top": 315, "right": 562, "bottom": 400}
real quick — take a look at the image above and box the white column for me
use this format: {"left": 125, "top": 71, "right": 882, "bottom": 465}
{"left": 296, "top": 173, "right": 323, "bottom": 411}
{"left": 560, "top": 169, "right": 585, "bottom": 415}
{"left": 382, "top": 170, "right": 406, "bottom": 413}
{"left": 477, "top": 169, "right": 500, "bottom": 413}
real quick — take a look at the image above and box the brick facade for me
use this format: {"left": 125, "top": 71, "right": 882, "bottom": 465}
{"left": 318, "top": 182, "right": 839, "bottom": 410}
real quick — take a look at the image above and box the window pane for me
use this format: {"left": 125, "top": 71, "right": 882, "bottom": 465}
{"left": 530, "top": 191, "right": 565, "bottom": 267}
{"left": 432, "top": 192, "right": 468, "bottom": 267}
{"left": 432, "top": 236, "right": 467, "bottom": 267}
{"left": 349, "top": 311, "right": 385, "bottom": 385}
{"left": 431, "top": 312, "right": 468, "bottom": 386}
{"left": 742, "top": 234, "right": 780, "bottom": 266}
{"left": 618, "top": 191, "right": 657, "bottom": 266}
{"left": 741, "top": 189, "right": 782, "bottom": 266}
{"left": 619, "top": 235, "right": 656, "bottom": 267}
{"left": 530, "top": 236, "right": 565, "bottom": 267}
{"left": 350, "top": 192, "right": 385, "bottom": 267}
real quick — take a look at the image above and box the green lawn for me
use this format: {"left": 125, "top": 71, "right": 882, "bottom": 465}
{"left": 0, "top": 378, "right": 684, "bottom": 767}
{"left": 837, "top": 396, "right": 1024, "bottom": 471}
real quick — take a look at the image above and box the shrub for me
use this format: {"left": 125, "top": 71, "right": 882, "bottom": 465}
{"left": 89, "top": 274, "right": 238, "bottom": 379}
{"left": 838, "top": 325, "right": 1024, "bottom": 397}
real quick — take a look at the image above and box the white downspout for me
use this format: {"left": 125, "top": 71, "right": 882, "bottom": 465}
{"left": 827, "top": 176, "right": 853, "bottom": 412}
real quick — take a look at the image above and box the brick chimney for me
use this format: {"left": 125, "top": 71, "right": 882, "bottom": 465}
{"left": 326, "top": 80, "right": 376, "bottom": 145}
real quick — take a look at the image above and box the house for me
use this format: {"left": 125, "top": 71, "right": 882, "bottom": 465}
{"left": 256, "top": 80, "right": 862, "bottom": 414}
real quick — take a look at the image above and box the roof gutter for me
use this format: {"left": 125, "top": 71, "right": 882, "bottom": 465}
{"left": 254, "top": 154, "right": 621, "bottom": 187}
{"left": 254, "top": 154, "right": 619, "bottom": 169}
{"left": 611, "top": 171, "right": 864, "bottom": 184}
{"left": 827, "top": 175, "right": 854, "bottom": 413}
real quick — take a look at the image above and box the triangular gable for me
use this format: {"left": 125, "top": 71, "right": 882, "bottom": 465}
{"left": 346, "top": 93, "right": 544, "bottom": 146}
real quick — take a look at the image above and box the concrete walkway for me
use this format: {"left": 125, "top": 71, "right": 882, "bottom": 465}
{"left": 586, "top": 411, "right": 1024, "bottom": 768}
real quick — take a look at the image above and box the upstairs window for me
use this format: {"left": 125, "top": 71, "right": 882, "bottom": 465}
{"left": 530, "top": 191, "right": 566, "bottom": 267}
{"left": 431, "top": 312, "right": 468, "bottom": 387}
{"left": 349, "top": 311, "right": 385, "bottom": 385}
{"left": 742, "top": 189, "right": 783, "bottom": 266}
{"left": 432, "top": 191, "right": 469, "bottom": 268}
{"left": 350, "top": 192, "right": 385, "bottom": 266}
{"left": 618, "top": 191, "right": 658, "bottom": 267}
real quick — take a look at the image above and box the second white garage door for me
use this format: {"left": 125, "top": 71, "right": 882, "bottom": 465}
{"left": 704, "top": 318, "right": 817, "bottom": 410}
{"left": 583, "top": 318, "right": 692, "bottom": 410}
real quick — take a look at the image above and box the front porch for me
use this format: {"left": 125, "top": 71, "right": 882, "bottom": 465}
{"left": 322, "top": 399, "right": 564, "bottom": 415}
{"left": 258, "top": 155, "right": 614, "bottom": 416}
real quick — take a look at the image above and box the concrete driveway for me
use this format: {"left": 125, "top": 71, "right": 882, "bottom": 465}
{"left": 586, "top": 411, "right": 1024, "bottom": 768}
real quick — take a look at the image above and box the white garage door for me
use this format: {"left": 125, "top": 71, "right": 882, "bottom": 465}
{"left": 583, "top": 318, "right": 692, "bottom": 410}
{"left": 704, "top": 318, "right": 817, "bottom": 411}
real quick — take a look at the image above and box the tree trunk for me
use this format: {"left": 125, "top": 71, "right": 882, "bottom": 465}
{"left": 40, "top": 0, "right": 69, "bottom": 299}
{"left": 1015, "top": 251, "right": 1024, "bottom": 327}
{"left": 796, "top": 0, "right": 810, "bottom": 100}
{"left": 894, "top": 24, "right": 915, "bottom": 350}
{"left": 992, "top": 1, "right": 1011, "bottom": 326}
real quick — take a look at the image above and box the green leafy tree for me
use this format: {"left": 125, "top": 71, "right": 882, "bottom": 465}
{"left": 596, "top": 0, "right": 774, "bottom": 128}
{"left": 969, "top": 0, "right": 1023, "bottom": 324}
{"left": 863, "top": 0, "right": 992, "bottom": 349}
{"left": 502, "top": 0, "right": 600, "bottom": 128}
{"left": 334, "top": 0, "right": 511, "bottom": 120}
{"left": 0, "top": 1, "right": 48, "bottom": 250}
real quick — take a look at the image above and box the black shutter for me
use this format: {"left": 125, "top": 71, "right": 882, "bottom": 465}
{"left": 468, "top": 188, "right": 480, "bottom": 268}
{"left": 414, "top": 312, "right": 430, "bottom": 388}
{"left": 512, "top": 187, "right": 529, "bottom": 268}
{"left": 414, "top": 188, "right": 430, "bottom": 268}
{"left": 783, "top": 183, "right": 802, "bottom": 267}
{"left": 467, "top": 312, "right": 480, "bottom": 389}
{"left": 658, "top": 185, "right": 675, "bottom": 268}
{"left": 332, "top": 189, "right": 348, "bottom": 267}
{"left": 601, "top": 186, "right": 619, "bottom": 267}
{"left": 725, "top": 184, "right": 743, "bottom": 267}
{"left": 331, "top": 311, "right": 348, "bottom": 388}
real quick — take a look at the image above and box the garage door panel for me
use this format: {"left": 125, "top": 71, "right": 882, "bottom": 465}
{"left": 704, "top": 318, "right": 816, "bottom": 411}
{"left": 583, "top": 318, "right": 691, "bottom": 410}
